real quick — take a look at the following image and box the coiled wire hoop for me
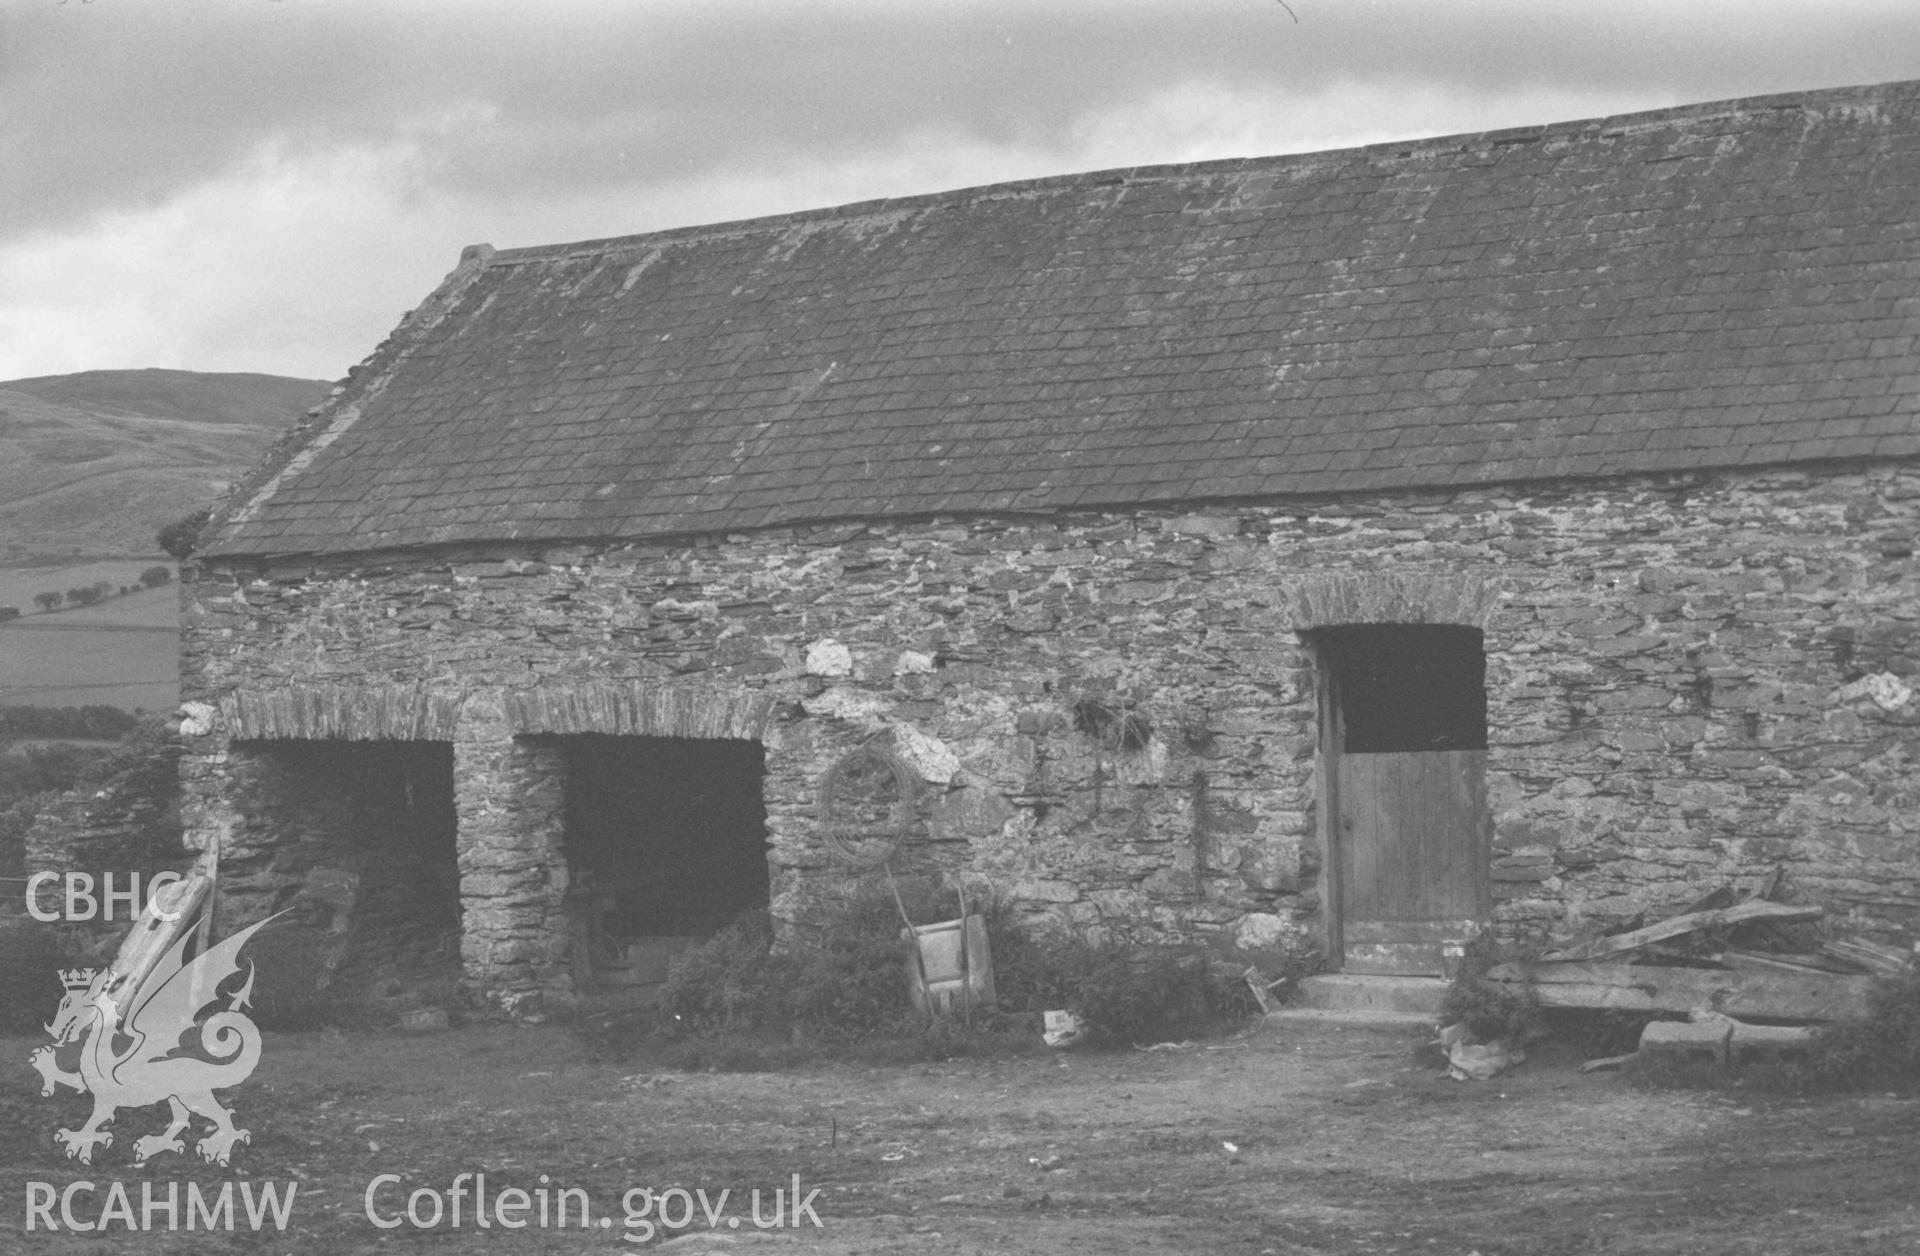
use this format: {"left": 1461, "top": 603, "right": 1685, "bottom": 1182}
{"left": 819, "top": 742, "right": 916, "bottom": 869}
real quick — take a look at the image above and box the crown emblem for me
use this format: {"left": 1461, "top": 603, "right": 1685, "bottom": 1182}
{"left": 59, "top": 968, "right": 98, "bottom": 991}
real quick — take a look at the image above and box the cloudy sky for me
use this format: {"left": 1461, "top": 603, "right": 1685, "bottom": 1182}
{"left": 5, "top": 0, "right": 1919, "bottom": 384}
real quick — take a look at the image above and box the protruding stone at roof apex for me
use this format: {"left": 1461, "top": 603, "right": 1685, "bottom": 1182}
{"left": 200, "top": 78, "right": 1920, "bottom": 560}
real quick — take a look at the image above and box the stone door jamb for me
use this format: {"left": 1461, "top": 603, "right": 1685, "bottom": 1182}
{"left": 1286, "top": 572, "right": 1503, "bottom": 967}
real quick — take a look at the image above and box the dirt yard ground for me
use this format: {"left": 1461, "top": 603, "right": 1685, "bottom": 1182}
{"left": 5, "top": 1015, "right": 1918, "bottom": 1254}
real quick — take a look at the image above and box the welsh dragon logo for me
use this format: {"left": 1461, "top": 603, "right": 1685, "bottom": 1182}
{"left": 27, "top": 914, "right": 276, "bottom": 1167}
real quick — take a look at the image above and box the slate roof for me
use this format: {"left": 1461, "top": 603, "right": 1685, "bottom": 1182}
{"left": 207, "top": 79, "right": 1920, "bottom": 558}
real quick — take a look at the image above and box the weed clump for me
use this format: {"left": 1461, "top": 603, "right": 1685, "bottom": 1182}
{"left": 647, "top": 886, "right": 1262, "bottom": 1063}
{"left": 658, "top": 890, "right": 923, "bottom": 1043}
{"left": 1009, "top": 937, "right": 1256, "bottom": 1047}
{"left": 1801, "top": 973, "right": 1920, "bottom": 1092}
{"left": 657, "top": 911, "right": 794, "bottom": 1036}
{"left": 785, "top": 891, "right": 929, "bottom": 1043}
{"left": 658, "top": 886, "right": 969, "bottom": 1047}
{"left": 1438, "top": 933, "right": 1540, "bottom": 1044}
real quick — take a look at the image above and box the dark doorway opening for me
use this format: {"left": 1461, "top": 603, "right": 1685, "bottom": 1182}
{"left": 1314, "top": 623, "right": 1487, "bottom": 753}
{"left": 1309, "top": 623, "right": 1491, "bottom": 976}
{"left": 233, "top": 741, "right": 460, "bottom": 1000}
{"left": 559, "top": 735, "right": 769, "bottom": 991}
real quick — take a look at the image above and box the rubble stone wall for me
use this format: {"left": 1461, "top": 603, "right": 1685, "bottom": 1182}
{"left": 214, "top": 740, "right": 460, "bottom": 1005}
{"left": 179, "top": 462, "right": 1920, "bottom": 998}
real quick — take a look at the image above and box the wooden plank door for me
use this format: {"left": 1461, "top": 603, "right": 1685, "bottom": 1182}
{"left": 1335, "top": 749, "right": 1490, "bottom": 975}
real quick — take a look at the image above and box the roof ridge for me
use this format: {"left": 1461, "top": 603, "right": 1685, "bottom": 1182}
{"left": 479, "top": 76, "right": 1920, "bottom": 268}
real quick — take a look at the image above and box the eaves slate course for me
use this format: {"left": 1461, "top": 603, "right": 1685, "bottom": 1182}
{"left": 206, "top": 80, "right": 1920, "bottom": 559}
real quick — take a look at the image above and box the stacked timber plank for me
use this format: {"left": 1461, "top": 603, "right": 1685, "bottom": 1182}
{"left": 1490, "top": 956, "right": 1878, "bottom": 1021}
{"left": 1487, "top": 889, "right": 1915, "bottom": 1065}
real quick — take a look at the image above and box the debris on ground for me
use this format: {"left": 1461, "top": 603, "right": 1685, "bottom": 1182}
{"left": 1487, "top": 871, "right": 1915, "bottom": 1071}
{"left": 1242, "top": 964, "right": 1291, "bottom": 1014}
{"left": 1042, "top": 1010, "right": 1085, "bottom": 1048}
{"left": 1487, "top": 870, "right": 1911, "bottom": 1030}
{"left": 1435, "top": 1020, "right": 1525, "bottom": 1082}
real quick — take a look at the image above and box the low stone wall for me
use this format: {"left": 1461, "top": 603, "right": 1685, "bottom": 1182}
{"left": 23, "top": 725, "right": 185, "bottom": 926}
{"left": 179, "top": 461, "right": 1920, "bottom": 998}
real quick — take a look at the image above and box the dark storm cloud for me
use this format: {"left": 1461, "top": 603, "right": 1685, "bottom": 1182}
{"left": 10, "top": 0, "right": 1919, "bottom": 247}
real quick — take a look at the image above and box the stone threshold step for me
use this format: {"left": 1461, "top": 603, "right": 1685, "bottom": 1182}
{"left": 1291, "top": 974, "right": 1451, "bottom": 1017}
{"left": 1263, "top": 1007, "right": 1437, "bottom": 1029}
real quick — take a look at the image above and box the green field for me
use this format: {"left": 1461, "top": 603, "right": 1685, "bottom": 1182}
{"left": 0, "top": 559, "right": 175, "bottom": 617}
{"left": 0, "top": 566, "right": 179, "bottom": 711}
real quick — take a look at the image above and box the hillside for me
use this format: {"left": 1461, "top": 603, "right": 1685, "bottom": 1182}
{"left": 0, "top": 368, "right": 331, "bottom": 562}
{"left": 0, "top": 368, "right": 333, "bottom": 709}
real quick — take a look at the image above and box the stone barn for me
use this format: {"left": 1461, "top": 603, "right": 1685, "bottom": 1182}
{"left": 179, "top": 79, "right": 1920, "bottom": 1010}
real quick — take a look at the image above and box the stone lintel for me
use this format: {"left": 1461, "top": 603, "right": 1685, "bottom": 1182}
{"left": 221, "top": 685, "right": 460, "bottom": 740}
{"left": 1286, "top": 571, "right": 1503, "bottom": 631}
{"left": 506, "top": 683, "right": 775, "bottom": 741}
